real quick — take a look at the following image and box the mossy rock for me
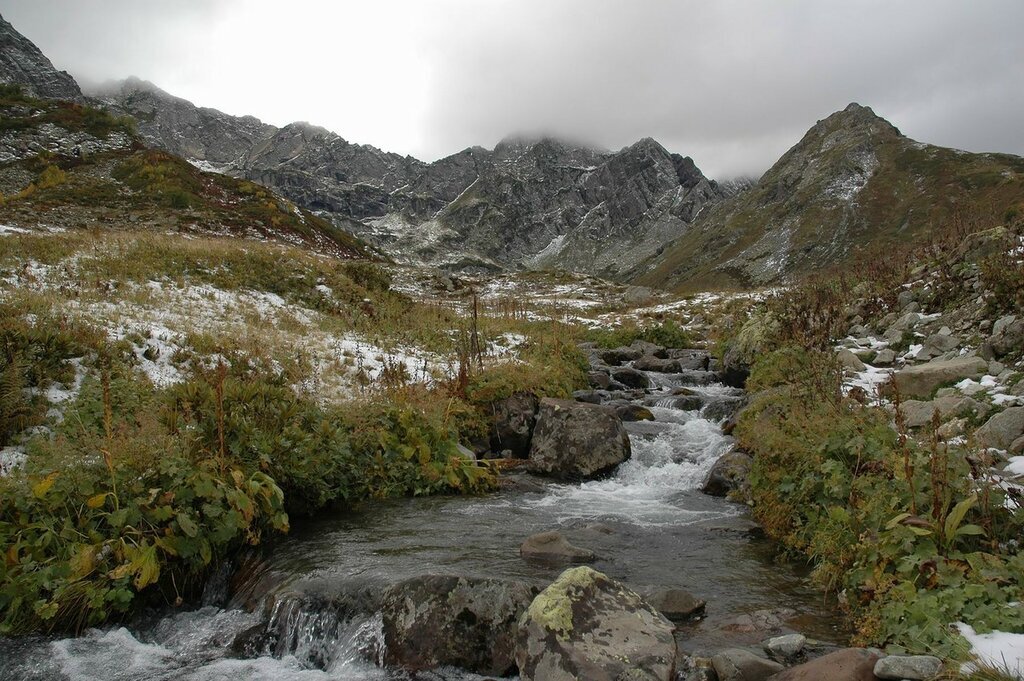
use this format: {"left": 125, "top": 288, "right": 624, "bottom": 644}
{"left": 515, "top": 566, "right": 676, "bottom": 681}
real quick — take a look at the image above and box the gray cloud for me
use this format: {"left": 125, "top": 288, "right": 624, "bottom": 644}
{"left": 3, "top": 0, "right": 1022, "bottom": 178}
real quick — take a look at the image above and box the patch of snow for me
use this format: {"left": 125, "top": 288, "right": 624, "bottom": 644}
{"left": 0, "top": 224, "right": 30, "bottom": 235}
{"left": 844, "top": 364, "right": 893, "bottom": 398}
{"left": 186, "top": 158, "right": 230, "bottom": 175}
{"left": 955, "top": 623, "right": 1024, "bottom": 679}
{"left": 1005, "top": 457, "right": 1024, "bottom": 477}
{"left": 526, "top": 234, "right": 567, "bottom": 267}
{"left": 904, "top": 344, "right": 924, "bottom": 359}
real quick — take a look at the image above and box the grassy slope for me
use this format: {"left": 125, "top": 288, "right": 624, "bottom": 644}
{"left": 0, "top": 86, "right": 369, "bottom": 259}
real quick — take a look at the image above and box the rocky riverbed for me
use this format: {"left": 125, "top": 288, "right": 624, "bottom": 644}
{"left": 5, "top": 338, "right": 938, "bottom": 681}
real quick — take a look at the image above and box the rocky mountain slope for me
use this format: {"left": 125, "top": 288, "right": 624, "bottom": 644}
{"left": 91, "top": 77, "right": 276, "bottom": 170}
{"left": 0, "top": 86, "right": 367, "bottom": 259}
{"left": 0, "top": 13, "right": 82, "bottom": 101}
{"left": 634, "top": 103, "right": 1024, "bottom": 291}
{"left": 92, "top": 76, "right": 725, "bottom": 275}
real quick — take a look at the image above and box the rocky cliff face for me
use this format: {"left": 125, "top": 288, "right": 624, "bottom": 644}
{"left": 0, "top": 14, "right": 82, "bottom": 101}
{"left": 635, "top": 103, "right": 1024, "bottom": 291}
{"left": 92, "top": 77, "right": 275, "bottom": 168}
{"left": 93, "top": 81, "right": 725, "bottom": 275}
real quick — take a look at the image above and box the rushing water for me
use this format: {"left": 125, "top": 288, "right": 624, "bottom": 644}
{"left": 0, "top": 372, "right": 847, "bottom": 681}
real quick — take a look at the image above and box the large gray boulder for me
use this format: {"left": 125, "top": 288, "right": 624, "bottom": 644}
{"left": 633, "top": 356, "right": 685, "bottom": 373}
{"left": 702, "top": 450, "right": 752, "bottom": 497}
{"left": 889, "top": 356, "right": 988, "bottom": 399}
{"left": 645, "top": 588, "right": 706, "bottom": 621}
{"left": 528, "top": 398, "right": 631, "bottom": 480}
{"left": 598, "top": 346, "right": 643, "bottom": 365}
{"left": 990, "top": 316, "right": 1024, "bottom": 358}
{"left": 898, "top": 396, "right": 987, "bottom": 429}
{"left": 515, "top": 567, "right": 677, "bottom": 681}
{"left": 611, "top": 367, "right": 651, "bottom": 389}
{"left": 488, "top": 391, "right": 540, "bottom": 458}
{"left": 883, "top": 312, "right": 921, "bottom": 344}
{"left": 873, "top": 654, "right": 942, "bottom": 680}
{"left": 380, "top": 575, "right": 538, "bottom": 675}
{"left": 975, "top": 407, "right": 1024, "bottom": 450}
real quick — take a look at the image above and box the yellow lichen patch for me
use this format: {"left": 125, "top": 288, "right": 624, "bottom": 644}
{"left": 523, "top": 566, "right": 604, "bottom": 639}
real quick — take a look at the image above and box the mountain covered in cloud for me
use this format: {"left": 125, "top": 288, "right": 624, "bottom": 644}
{"left": 0, "top": 13, "right": 82, "bottom": 101}
{"left": 93, "top": 77, "right": 727, "bottom": 276}
{"left": 4, "top": 12, "right": 1023, "bottom": 290}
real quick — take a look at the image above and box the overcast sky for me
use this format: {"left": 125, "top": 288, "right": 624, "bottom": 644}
{"left": 3, "top": 0, "right": 1022, "bottom": 178}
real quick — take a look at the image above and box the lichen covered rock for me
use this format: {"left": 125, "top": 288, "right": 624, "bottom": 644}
{"left": 381, "top": 574, "right": 537, "bottom": 675}
{"left": 515, "top": 566, "right": 676, "bottom": 681}
{"left": 528, "top": 398, "right": 631, "bottom": 480}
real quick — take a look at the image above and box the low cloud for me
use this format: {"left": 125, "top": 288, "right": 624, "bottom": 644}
{"left": 3, "top": 0, "right": 1022, "bottom": 178}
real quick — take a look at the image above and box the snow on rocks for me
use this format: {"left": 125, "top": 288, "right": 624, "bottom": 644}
{"left": 0, "top": 445, "right": 26, "bottom": 476}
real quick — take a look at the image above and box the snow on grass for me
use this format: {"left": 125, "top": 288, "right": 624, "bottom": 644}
{"left": 954, "top": 623, "right": 1024, "bottom": 679}
{"left": 0, "top": 224, "right": 30, "bottom": 235}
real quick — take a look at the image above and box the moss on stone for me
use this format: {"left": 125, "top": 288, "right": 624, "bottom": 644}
{"left": 523, "top": 566, "right": 604, "bottom": 639}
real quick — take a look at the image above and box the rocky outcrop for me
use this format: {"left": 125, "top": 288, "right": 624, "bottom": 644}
{"left": 92, "top": 77, "right": 276, "bottom": 167}
{"left": 515, "top": 566, "right": 676, "bottom": 681}
{"left": 380, "top": 575, "right": 537, "bottom": 675}
{"left": 975, "top": 406, "right": 1024, "bottom": 450}
{"left": 897, "top": 396, "right": 987, "bottom": 429}
{"left": 528, "top": 398, "right": 631, "bottom": 480}
{"left": 0, "top": 14, "right": 82, "bottom": 101}
{"left": 88, "top": 75, "right": 726, "bottom": 276}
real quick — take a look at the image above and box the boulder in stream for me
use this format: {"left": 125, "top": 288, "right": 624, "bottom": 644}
{"left": 515, "top": 566, "right": 677, "bottom": 681}
{"left": 528, "top": 398, "right": 631, "bottom": 480}
{"left": 712, "top": 648, "right": 784, "bottom": 681}
{"left": 702, "top": 450, "right": 752, "bottom": 497}
{"left": 488, "top": 391, "right": 541, "bottom": 458}
{"left": 611, "top": 366, "right": 652, "bottom": 389}
{"left": 767, "top": 647, "right": 881, "bottom": 681}
{"left": 521, "top": 530, "right": 596, "bottom": 563}
{"left": 380, "top": 574, "right": 538, "bottom": 676}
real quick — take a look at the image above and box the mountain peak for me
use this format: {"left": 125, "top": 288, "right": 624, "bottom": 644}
{"left": 814, "top": 102, "right": 902, "bottom": 138}
{"left": 0, "top": 13, "right": 83, "bottom": 101}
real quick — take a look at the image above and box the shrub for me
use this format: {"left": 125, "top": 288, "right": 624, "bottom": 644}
{"left": 738, "top": 346, "right": 1024, "bottom": 657}
{"left": 340, "top": 261, "right": 392, "bottom": 292}
{"left": 585, "top": 319, "right": 693, "bottom": 349}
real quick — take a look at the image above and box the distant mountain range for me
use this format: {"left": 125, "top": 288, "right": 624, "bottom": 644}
{"left": 3, "top": 13, "right": 1022, "bottom": 289}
